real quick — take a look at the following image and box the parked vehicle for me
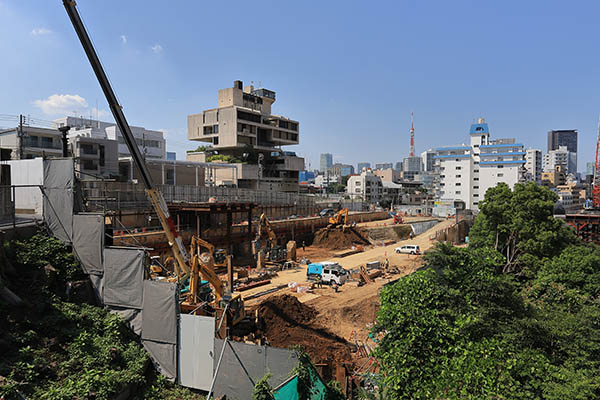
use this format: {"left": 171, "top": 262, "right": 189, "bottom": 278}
{"left": 395, "top": 244, "right": 421, "bottom": 255}
{"left": 307, "top": 261, "right": 348, "bottom": 285}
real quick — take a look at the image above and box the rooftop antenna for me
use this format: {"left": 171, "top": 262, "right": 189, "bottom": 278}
{"left": 409, "top": 112, "right": 415, "bottom": 157}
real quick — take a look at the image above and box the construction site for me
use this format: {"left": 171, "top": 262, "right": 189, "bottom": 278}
{"left": 0, "top": 3, "right": 476, "bottom": 399}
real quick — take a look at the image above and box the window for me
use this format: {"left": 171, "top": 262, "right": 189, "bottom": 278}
{"left": 474, "top": 161, "right": 479, "bottom": 164}
{"left": 355, "top": 188, "right": 360, "bottom": 193}
{"left": 456, "top": 183, "right": 461, "bottom": 186}
{"left": 474, "top": 169, "right": 479, "bottom": 173}
{"left": 473, "top": 202, "right": 479, "bottom": 205}
{"left": 213, "top": 137, "right": 219, "bottom": 145}
{"left": 498, "top": 173, "right": 504, "bottom": 177}
{"left": 474, "top": 177, "right": 479, "bottom": 181}
{"left": 213, "top": 124, "right": 219, "bottom": 133}
{"left": 82, "top": 159, "right": 97, "bottom": 170}
{"left": 456, "top": 175, "right": 461, "bottom": 178}
{"left": 456, "top": 166, "right": 461, "bottom": 170}
{"left": 473, "top": 185, "right": 479, "bottom": 189}
{"left": 440, "top": 175, "right": 445, "bottom": 178}
{"left": 455, "top": 191, "right": 461, "bottom": 194}
{"left": 497, "top": 165, "right": 504, "bottom": 168}
{"left": 41, "top": 137, "right": 54, "bottom": 149}
{"left": 473, "top": 194, "right": 479, "bottom": 197}
{"left": 474, "top": 144, "right": 479, "bottom": 148}
{"left": 455, "top": 159, "right": 461, "bottom": 162}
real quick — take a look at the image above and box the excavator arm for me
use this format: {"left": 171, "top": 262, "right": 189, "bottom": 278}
{"left": 63, "top": 0, "right": 191, "bottom": 278}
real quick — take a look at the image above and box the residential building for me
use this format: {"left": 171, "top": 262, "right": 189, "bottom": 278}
{"left": 357, "top": 162, "right": 371, "bottom": 172}
{"left": 67, "top": 127, "right": 119, "bottom": 177}
{"left": 548, "top": 129, "right": 577, "bottom": 173}
{"left": 347, "top": 169, "right": 383, "bottom": 202}
{"left": 375, "top": 162, "right": 393, "bottom": 170}
{"left": 373, "top": 168, "right": 401, "bottom": 183}
{"left": 543, "top": 146, "right": 576, "bottom": 175}
{"left": 435, "top": 117, "right": 525, "bottom": 211}
{"left": 320, "top": 153, "right": 333, "bottom": 172}
{"left": 421, "top": 149, "right": 436, "bottom": 172}
{"left": 0, "top": 125, "right": 118, "bottom": 178}
{"left": 187, "top": 80, "right": 304, "bottom": 192}
{"left": 542, "top": 166, "right": 567, "bottom": 187}
{"left": 315, "top": 174, "right": 341, "bottom": 188}
{"left": 525, "top": 149, "right": 542, "bottom": 184}
{"left": 329, "top": 163, "right": 354, "bottom": 177}
{"left": 54, "top": 116, "right": 166, "bottom": 160}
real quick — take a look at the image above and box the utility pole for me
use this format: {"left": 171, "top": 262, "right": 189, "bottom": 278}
{"left": 17, "top": 114, "right": 23, "bottom": 159}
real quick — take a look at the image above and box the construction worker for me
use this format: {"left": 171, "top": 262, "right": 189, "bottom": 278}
{"left": 331, "top": 281, "right": 339, "bottom": 293}
{"left": 409, "top": 231, "right": 414, "bottom": 240}
{"left": 302, "top": 241, "right": 306, "bottom": 252}
{"left": 316, "top": 276, "right": 323, "bottom": 289}
{"left": 384, "top": 258, "right": 390, "bottom": 270}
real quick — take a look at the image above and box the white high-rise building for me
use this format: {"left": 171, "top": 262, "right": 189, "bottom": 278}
{"left": 543, "top": 145, "right": 576, "bottom": 175}
{"left": 525, "top": 149, "right": 542, "bottom": 184}
{"left": 434, "top": 118, "right": 525, "bottom": 211}
{"left": 421, "top": 149, "right": 436, "bottom": 172}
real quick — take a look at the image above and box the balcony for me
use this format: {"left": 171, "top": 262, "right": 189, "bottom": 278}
{"left": 23, "top": 137, "right": 61, "bottom": 150}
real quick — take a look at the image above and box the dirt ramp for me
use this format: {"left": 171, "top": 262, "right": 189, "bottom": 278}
{"left": 313, "top": 227, "right": 370, "bottom": 250}
{"left": 258, "top": 295, "right": 353, "bottom": 365}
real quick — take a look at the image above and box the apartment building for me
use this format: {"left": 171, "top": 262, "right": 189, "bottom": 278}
{"left": 347, "top": 169, "right": 383, "bottom": 202}
{"left": 525, "top": 149, "right": 542, "bottom": 184}
{"left": 54, "top": 116, "right": 166, "bottom": 160}
{"left": 0, "top": 125, "right": 118, "bottom": 177}
{"left": 401, "top": 156, "right": 423, "bottom": 181}
{"left": 373, "top": 168, "right": 401, "bottom": 183}
{"left": 543, "top": 145, "right": 576, "bottom": 175}
{"left": 188, "top": 80, "right": 304, "bottom": 192}
{"left": 435, "top": 118, "right": 525, "bottom": 212}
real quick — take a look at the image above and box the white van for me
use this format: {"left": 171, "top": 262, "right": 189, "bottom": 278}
{"left": 322, "top": 264, "right": 348, "bottom": 285}
{"left": 395, "top": 244, "right": 421, "bottom": 255}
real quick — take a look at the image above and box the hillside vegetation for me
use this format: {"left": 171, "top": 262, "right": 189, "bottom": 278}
{"left": 0, "top": 233, "right": 203, "bottom": 400}
{"left": 374, "top": 183, "right": 600, "bottom": 399}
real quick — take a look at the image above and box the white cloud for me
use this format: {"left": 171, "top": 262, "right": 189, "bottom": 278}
{"left": 33, "top": 94, "right": 88, "bottom": 115}
{"left": 151, "top": 44, "right": 163, "bottom": 54}
{"left": 31, "top": 28, "right": 52, "bottom": 36}
{"left": 120, "top": 35, "right": 127, "bottom": 44}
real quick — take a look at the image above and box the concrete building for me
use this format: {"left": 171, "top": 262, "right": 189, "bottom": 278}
{"left": 421, "top": 149, "right": 436, "bottom": 172}
{"left": 586, "top": 162, "right": 595, "bottom": 177}
{"left": 435, "top": 117, "right": 525, "bottom": 211}
{"left": 394, "top": 161, "right": 403, "bottom": 171}
{"left": 375, "top": 162, "right": 393, "bottom": 170}
{"left": 543, "top": 146, "right": 577, "bottom": 175}
{"left": 542, "top": 166, "right": 567, "bottom": 187}
{"left": 525, "top": 149, "right": 542, "bottom": 184}
{"left": 0, "top": 125, "right": 118, "bottom": 178}
{"left": 315, "top": 174, "right": 341, "bottom": 188}
{"left": 54, "top": 116, "right": 166, "bottom": 160}
{"left": 548, "top": 129, "right": 577, "bottom": 173}
{"left": 320, "top": 153, "right": 333, "bottom": 173}
{"left": 357, "top": 162, "right": 371, "bottom": 172}
{"left": 347, "top": 169, "right": 383, "bottom": 202}
{"left": 373, "top": 168, "right": 401, "bottom": 183}
{"left": 187, "top": 80, "right": 304, "bottom": 192}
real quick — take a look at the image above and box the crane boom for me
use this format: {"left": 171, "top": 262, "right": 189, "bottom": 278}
{"left": 594, "top": 116, "right": 600, "bottom": 208}
{"left": 63, "top": 0, "right": 191, "bottom": 275}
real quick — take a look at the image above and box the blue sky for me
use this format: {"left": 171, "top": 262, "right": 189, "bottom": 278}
{"left": 1, "top": 1, "right": 599, "bottom": 172}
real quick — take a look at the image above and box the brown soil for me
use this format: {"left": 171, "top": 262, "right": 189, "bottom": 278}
{"left": 313, "top": 227, "right": 370, "bottom": 250}
{"left": 257, "top": 294, "right": 354, "bottom": 365}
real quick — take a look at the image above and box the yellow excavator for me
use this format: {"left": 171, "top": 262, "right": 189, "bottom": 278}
{"left": 254, "top": 213, "right": 286, "bottom": 262}
{"left": 63, "top": 0, "right": 244, "bottom": 328}
{"left": 328, "top": 208, "right": 353, "bottom": 231}
{"left": 189, "top": 235, "right": 228, "bottom": 268}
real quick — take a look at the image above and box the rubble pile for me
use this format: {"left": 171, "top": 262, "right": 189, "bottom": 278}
{"left": 313, "top": 227, "right": 370, "bottom": 250}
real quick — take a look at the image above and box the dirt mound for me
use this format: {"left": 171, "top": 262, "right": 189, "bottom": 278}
{"left": 313, "top": 227, "right": 370, "bottom": 250}
{"left": 257, "top": 295, "right": 353, "bottom": 364}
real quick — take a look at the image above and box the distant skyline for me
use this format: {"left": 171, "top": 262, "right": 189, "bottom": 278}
{"left": 1, "top": 1, "right": 599, "bottom": 172}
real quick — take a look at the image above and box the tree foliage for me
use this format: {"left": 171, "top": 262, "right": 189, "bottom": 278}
{"left": 373, "top": 183, "right": 600, "bottom": 399}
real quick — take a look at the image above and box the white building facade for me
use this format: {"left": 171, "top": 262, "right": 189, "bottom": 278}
{"left": 543, "top": 145, "right": 576, "bottom": 175}
{"left": 435, "top": 118, "right": 525, "bottom": 212}
{"left": 525, "top": 149, "right": 542, "bottom": 184}
{"left": 347, "top": 169, "right": 383, "bottom": 203}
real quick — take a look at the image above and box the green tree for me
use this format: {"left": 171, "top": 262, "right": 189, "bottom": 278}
{"left": 252, "top": 373, "right": 275, "bottom": 400}
{"left": 469, "top": 182, "right": 576, "bottom": 274}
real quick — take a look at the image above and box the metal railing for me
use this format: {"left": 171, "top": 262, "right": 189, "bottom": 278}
{"left": 80, "top": 180, "right": 316, "bottom": 212}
